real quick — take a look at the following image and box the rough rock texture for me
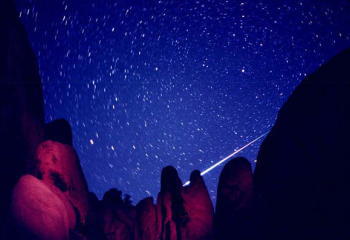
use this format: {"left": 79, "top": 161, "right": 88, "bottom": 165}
{"left": 157, "top": 166, "right": 214, "bottom": 240}
{"left": 8, "top": 119, "right": 92, "bottom": 238}
{"left": 100, "top": 189, "right": 136, "bottom": 240}
{"left": 96, "top": 167, "right": 214, "bottom": 240}
{"left": 158, "top": 166, "right": 185, "bottom": 240}
{"left": 1, "top": 0, "right": 219, "bottom": 239}
{"left": 254, "top": 48, "right": 350, "bottom": 240}
{"left": 135, "top": 197, "right": 161, "bottom": 240}
{"left": 157, "top": 192, "right": 177, "bottom": 240}
{"left": 34, "top": 140, "right": 90, "bottom": 225}
{"left": 11, "top": 175, "right": 76, "bottom": 240}
{"left": 214, "top": 157, "right": 254, "bottom": 240}
{"left": 181, "top": 170, "right": 214, "bottom": 240}
{"left": 0, "top": 0, "right": 44, "bottom": 225}
{"left": 84, "top": 192, "right": 106, "bottom": 239}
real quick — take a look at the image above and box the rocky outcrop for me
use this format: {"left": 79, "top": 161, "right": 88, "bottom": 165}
{"left": 0, "top": 0, "right": 44, "bottom": 225}
{"left": 82, "top": 166, "right": 214, "bottom": 240}
{"left": 11, "top": 175, "right": 76, "bottom": 240}
{"left": 181, "top": 170, "right": 214, "bottom": 240}
{"left": 87, "top": 167, "right": 213, "bottom": 240}
{"left": 3, "top": 0, "right": 350, "bottom": 238}
{"left": 44, "top": 119, "right": 73, "bottom": 146}
{"left": 8, "top": 119, "right": 91, "bottom": 239}
{"left": 2, "top": 0, "right": 212, "bottom": 239}
{"left": 214, "top": 157, "right": 254, "bottom": 240}
{"left": 34, "top": 140, "right": 90, "bottom": 225}
{"left": 99, "top": 189, "right": 136, "bottom": 240}
{"left": 156, "top": 166, "right": 213, "bottom": 240}
{"left": 135, "top": 197, "right": 161, "bottom": 240}
{"left": 158, "top": 166, "right": 186, "bottom": 240}
{"left": 254, "top": 48, "right": 350, "bottom": 239}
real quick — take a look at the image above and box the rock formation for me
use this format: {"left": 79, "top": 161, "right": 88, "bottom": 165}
{"left": 2, "top": 0, "right": 350, "bottom": 238}
{"left": 11, "top": 175, "right": 76, "bottom": 240}
{"left": 254, "top": 48, "right": 350, "bottom": 240}
{"left": 0, "top": 0, "right": 44, "bottom": 227}
{"left": 33, "top": 138, "right": 90, "bottom": 224}
{"left": 135, "top": 197, "right": 161, "bottom": 240}
{"left": 0, "top": 8, "right": 90, "bottom": 231}
{"left": 156, "top": 167, "right": 214, "bottom": 240}
{"left": 99, "top": 188, "right": 136, "bottom": 240}
{"left": 8, "top": 119, "right": 91, "bottom": 239}
{"left": 181, "top": 170, "right": 214, "bottom": 240}
{"left": 44, "top": 119, "right": 73, "bottom": 146}
{"left": 157, "top": 166, "right": 186, "bottom": 240}
{"left": 214, "top": 157, "right": 254, "bottom": 240}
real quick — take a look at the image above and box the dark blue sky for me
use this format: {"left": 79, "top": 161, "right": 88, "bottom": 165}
{"left": 16, "top": 0, "right": 350, "bottom": 203}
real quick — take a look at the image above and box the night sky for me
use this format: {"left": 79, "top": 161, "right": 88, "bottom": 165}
{"left": 16, "top": 0, "right": 350, "bottom": 203}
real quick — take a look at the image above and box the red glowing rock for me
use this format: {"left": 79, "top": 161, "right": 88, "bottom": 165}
{"left": 34, "top": 140, "right": 90, "bottom": 224}
{"left": 156, "top": 166, "right": 214, "bottom": 240}
{"left": 157, "top": 191, "right": 178, "bottom": 240}
{"left": 11, "top": 175, "right": 75, "bottom": 240}
{"left": 181, "top": 170, "right": 214, "bottom": 240}
{"left": 135, "top": 197, "right": 162, "bottom": 240}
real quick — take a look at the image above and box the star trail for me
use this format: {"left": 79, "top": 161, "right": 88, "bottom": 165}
{"left": 16, "top": 0, "right": 350, "bottom": 202}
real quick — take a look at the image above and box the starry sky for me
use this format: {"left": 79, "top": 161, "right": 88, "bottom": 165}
{"left": 16, "top": 0, "right": 350, "bottom": 203}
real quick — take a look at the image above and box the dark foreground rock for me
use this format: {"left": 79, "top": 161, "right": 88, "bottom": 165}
{"left": 100, "top": 189, "right": 136, "bottom": 240}
{"left": 135, "top": 197, "right": 161, "bottom": 240}
{"left": 44, "top": 119, "right": 73, "bottom": 146}
{"left": 214, "top": 157, "right": 254, "bottom": 240}
{"left": 254, "top": 48, "right": 350, "bottom": 240}
{"left": 0, "top": 0, "right": 44, "bottom": 227}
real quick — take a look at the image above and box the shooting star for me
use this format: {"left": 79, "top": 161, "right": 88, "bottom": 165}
{"left": 183, "top": 131, "right": 269, "bottom": 186}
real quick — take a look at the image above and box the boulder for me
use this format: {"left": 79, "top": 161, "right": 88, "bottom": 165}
{"left": 34, "top": 140, "right": 90, "bottom": 225}
{"left": 254, "top": 48, "right": 350, "bottom": 239}
{"left": 157, "top": 166, "right": 213, "bottom": 240}
{"left": 11, "top": 175, "right": 75, "bottom": 240}
{"left": 135, "top": 197, "right": 161, "bottom": 240}
{"left": 181, "top": 170, "right": 214, "bottom": 240}
{"left": 100, "top": 188, "right": 136, "bottom": 240}
{"left": 214, "top": 157, "right": 254, "bottom": 240}
{"left": 158, "top": 166, "right": 185, "bottom": 240}
{"left": 84, "top": 192, "right": 106, "bottom": 239}
{"left": 0, "top": 0, "right": 44, "bottom": 223}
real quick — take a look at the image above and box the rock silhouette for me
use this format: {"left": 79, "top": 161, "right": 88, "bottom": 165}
{"left": 158, "top": 166, "right": 187, "bottom": 240}
{"left": 0, "top": 0, "right": 44, "bottom": 228}
{"left": 100, "top": 188, "right": 136, "bottom": 240}
{"left": 254, "top": 48, "right": 350, "bottom": 240}
{"left": 44, "top": 119, "right": 73, "bottom": 146}
{"left": 135, "top": 197, "right": 161, "bottom": 240}
{"left": 214, "top": 157, "right": 254, "bottom": 240}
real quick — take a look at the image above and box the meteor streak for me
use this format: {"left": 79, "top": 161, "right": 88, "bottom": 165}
{"left": 183, "top": 131, "right": 269, "bottom": 186}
